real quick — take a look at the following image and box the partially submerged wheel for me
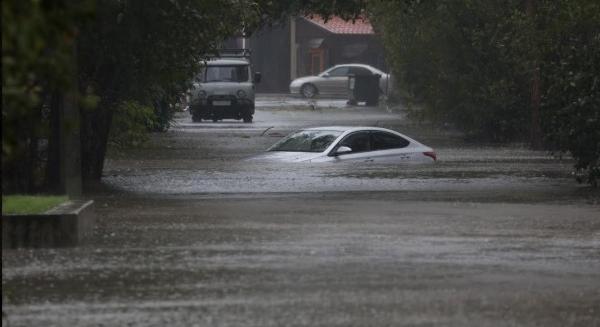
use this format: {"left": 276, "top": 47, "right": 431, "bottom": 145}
{"left": 301, "top": 84, "right": 317, "bottom": 98}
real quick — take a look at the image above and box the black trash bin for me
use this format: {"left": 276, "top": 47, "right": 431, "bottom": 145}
{"left": 347, "top": 73, "right": 381, "bottom": 106}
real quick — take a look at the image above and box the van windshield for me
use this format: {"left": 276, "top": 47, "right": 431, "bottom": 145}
{"left": 199, "top": 65, "right": 249, "bottom": 83}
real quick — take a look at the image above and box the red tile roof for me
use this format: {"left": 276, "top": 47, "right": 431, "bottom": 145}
{"left": 305, "top": 16, "right": 374, "bottom": 35}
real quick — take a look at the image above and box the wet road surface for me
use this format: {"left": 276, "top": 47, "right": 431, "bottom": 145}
{"left": 3, "top": 95, "right": 599, "bottom": 326}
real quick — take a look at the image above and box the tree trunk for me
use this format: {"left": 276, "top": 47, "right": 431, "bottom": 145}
{"left": 526, "top": 0, "right": 543, "bottom": 149}
{"left": 46, "top": 91, "right": 63, "bottom": 192}
{"left": 80, "top": 105, "right": 114, "bottom": 182}
{"left": 530, "top": 66, "right": 542, "bottom": 149}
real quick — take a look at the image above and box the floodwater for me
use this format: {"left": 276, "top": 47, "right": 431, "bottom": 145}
{"left": 3, "top": 95, "right": 599, "bottom": 326}
{"left": 101, "top": 99, "right": 589, "bottom": 202}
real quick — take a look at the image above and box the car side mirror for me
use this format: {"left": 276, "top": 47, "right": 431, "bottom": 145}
{"left": 254, "top": 72, "right": 262, "bottom": 83}
{"left": 334, "top": 146, "right": 352, "bottom": 155}
{"left": 322, "top": 72, "right": 330, "bottom": 78}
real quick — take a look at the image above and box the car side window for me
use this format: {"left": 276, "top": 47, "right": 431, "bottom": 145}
{"left": 371, "top": 131, "right": 410, "bottom": 150}
{"left": 310, "top": 134, "right": 337, "bottom": 152}
{"left": 350, "top": 67, "right": 372, "bottom": 76}
{"left": 339, "top": 132, "right": 371, "bottom": 153}
{"left": 327, "top": 67, "right": 350, "bottom": 77}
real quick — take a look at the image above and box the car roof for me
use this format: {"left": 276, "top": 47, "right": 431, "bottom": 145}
{"left": 304, "top": 126, "right": 396, "bottom": 133}
{"left": 205, "top": 59, "right": 249, "bottom": 66}
{"left": 302, "top": 126, "right": 424, "bottom": 147}
{"left": 329, "top": 64, "right": 384, "bottom": 72}
{"left": 333, "top": 63, "right": 373, "bottom": 68}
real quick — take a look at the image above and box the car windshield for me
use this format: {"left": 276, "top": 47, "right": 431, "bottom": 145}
{"left": 269, "top": 130, "right": 343, "bottom": 153}
{"left": 199, "top": 65, "right": 249, "bottom": 83}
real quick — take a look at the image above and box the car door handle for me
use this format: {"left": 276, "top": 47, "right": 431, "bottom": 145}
{"left": 364, "top": 158, "right": 374, "bottom": 162}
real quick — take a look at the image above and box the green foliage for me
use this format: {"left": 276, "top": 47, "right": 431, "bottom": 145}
{"left": 3, "top": 0, "right": 70, "bottom": 158}
{"left": 2, "top": 0, "right": 94, "bottom": 192}
{"left": 3, "top": 0, "right": 367, "bottom": 182}
{"left": 151, "top": 98, "right": 176, "bottom": 132}
{"left": 77, "top": 0, "right": 254, "bottom": 178}
{"left": 247, "top": 0, "right": 366, "bottom": 28}
{"left": 537, "top": 0, "right": 600, "bottom": 186}
{"left": 370, "top": 0, "right": 600, "bottom": 186}
{"left": 370, "top": 1, "right": 531, "bottom": 142}
{"left": 77, "top": 0, "right": 367, "bottom": 179}
{"left": 2, "top": 195, "right": 68, "bottom": 214}
{"left": 109, "top": 101, "right": 157, "bottom": 148}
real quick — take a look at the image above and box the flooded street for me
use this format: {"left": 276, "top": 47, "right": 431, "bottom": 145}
{"left": 3, "top": 96, "right": 599, "bottom": 326}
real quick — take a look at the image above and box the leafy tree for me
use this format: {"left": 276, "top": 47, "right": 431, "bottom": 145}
{"left": 76, "top": 0, "right": 243, "bottom": 179}
{"left": 76, "top": 0, "right": 366, "bottom": 181}
{"left": 369, "top": 0, "right": 600, "bottom": 185}
{"left": 369, "top": 1, "right": 531, "bottom": 142}
{"left": 2, "top": 0, "right": 93, "bottom": 192}
{"left": 109, "top": 101, "right": 157, "bottom": 148}
{"left": 3, "top": 0, "right": 367, "bottom": 191}
{"left": 537, "top": 0, "right": 600, "bottom": 186}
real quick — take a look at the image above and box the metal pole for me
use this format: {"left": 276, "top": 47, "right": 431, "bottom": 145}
{"left": 527, "top": 0, "right": 542, "bottom": 149}
{"left": 290, "top": 17, "right": 297, "bottom": 80}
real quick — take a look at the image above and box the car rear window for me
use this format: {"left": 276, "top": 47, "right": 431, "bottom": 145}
{"left": 371, "top": 131, "right": 410, "bottom": 150}
{"left": 350, "top": 67, "right": 372, "bottom": 76}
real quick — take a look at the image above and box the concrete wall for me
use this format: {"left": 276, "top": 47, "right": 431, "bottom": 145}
{"left": 2, "top": 200, "right": 94, "bottom": 248}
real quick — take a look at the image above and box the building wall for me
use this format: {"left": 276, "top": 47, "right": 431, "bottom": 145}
{"left": 295, "top": 18, "right": 330, "bottom": 77}
{"left": 238, "top": 17, "right": 388, "bottom": 93}
{"left": 249, "top": 22, "right": 290, "bottom": 93}
{"left": 328, "top": 35, "right": 387, "bottom": 72}
{"left": 295, "top": 18, "right": 388, "bottom": 76}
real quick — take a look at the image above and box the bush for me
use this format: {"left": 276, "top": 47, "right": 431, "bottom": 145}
{"left": 370, "top": 0, "right": 600, "bottom": 186}
{"left": 539, "top": 1, "right": 600, "bottom": 186}
{"left": 109, "top": 101, "right": 157, "bottom": 148}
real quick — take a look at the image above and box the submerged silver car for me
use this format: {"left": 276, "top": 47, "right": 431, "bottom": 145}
{"left": 289, "top": 64, "right": 391, "bottom": 98}
{"left": 252, "top": 126, "right": 436, "bottom": 163}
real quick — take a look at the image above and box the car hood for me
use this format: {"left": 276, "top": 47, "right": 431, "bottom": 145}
{"left": 247, "top": 151, "right": 324, "bottom": 163}
{"left": 290, "top": 76, "right": 319, "bottom": 86}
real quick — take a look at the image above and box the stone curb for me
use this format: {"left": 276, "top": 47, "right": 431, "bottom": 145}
{"left": 2, "top": 200, "right": 94, "bottom": 249}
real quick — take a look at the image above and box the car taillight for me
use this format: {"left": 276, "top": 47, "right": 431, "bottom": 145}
{"left": 423, "top": 151, "right": 437, "bottom": 161}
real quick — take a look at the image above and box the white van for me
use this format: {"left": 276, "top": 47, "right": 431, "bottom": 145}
{"left": 189, "top": 49, "right": 261, "bottom": 123}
